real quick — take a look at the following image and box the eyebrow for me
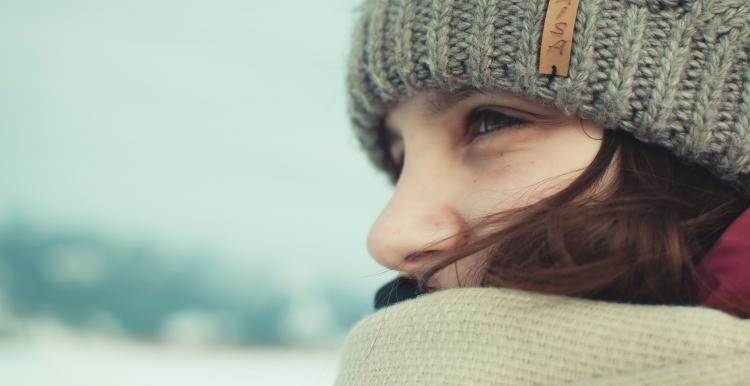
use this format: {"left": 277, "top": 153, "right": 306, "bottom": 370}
{"left": 384, "top": 87, "right": 557, "bottom": 138}
{"left": 424, "top": 87, "right": 483, "bottom": 117}
{"left": 385, "top": 87, "right": 481, "bottom": 139}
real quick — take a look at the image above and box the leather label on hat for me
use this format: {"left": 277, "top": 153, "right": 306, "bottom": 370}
{"left": 539, "top": 0, "right": 581, "bottom": 77}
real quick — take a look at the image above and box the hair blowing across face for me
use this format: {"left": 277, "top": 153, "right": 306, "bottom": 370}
{"left": 411, "top": 129, "right": 750, "bottom": 312}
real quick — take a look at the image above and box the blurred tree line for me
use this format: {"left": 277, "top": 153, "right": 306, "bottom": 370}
{"left": 0, "top": 219, "right": 371, "bottom": 345}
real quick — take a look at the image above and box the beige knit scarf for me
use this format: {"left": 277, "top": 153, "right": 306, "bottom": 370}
{"left": 334, "top": 287, "right": 750, "bottom": 385}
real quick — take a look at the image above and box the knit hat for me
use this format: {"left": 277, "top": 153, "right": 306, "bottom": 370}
{"left": 346, "top": 0, "right": 750, "bottom": 193}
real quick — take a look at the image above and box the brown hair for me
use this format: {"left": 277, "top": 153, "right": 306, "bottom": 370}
{"left": 401, "top": 128, "right": 750, "bottom": 312}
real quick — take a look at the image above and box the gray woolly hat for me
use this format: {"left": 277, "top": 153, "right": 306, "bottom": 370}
{"left": 346, "top": 0, "right": 750, "bottom": 192}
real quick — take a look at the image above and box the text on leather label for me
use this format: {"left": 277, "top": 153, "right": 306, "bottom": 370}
{"left": 538, "top": 0, "right": 581, "bottom": 77}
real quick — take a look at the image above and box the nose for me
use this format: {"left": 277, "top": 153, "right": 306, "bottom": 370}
{"left": 366, "top": 158, "right": 470, "bottom": 274}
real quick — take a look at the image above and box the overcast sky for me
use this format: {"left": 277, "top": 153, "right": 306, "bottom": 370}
{"left": 0, "top": 1, "right": 395, "bottom": 293}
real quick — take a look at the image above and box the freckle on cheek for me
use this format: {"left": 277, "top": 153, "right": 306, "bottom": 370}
{"left": 489, "top": 164, "right": 514, "bottom": 180}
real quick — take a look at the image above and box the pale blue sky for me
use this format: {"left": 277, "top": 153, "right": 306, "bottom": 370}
{"left": 0, "top": 1, "right": 395, "bottom": 293}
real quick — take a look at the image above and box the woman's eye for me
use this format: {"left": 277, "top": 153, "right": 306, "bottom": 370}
{"left": 389, "top": 107, "right": 530, "bottom": 181}
{"left": 466, "top": 107, "right": 528, "bottom": 138}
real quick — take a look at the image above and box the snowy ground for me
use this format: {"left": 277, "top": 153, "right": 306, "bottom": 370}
{"left": 0, "top": 333, "right": 342, "bottom": 386}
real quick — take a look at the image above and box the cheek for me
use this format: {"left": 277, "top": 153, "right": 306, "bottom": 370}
{"left": 461, "top": 143, "right": 597, "bottom": 218}
{"left": 459, "top": 159, "right": 540, "bottom": 219}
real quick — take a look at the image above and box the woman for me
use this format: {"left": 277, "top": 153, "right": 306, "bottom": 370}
{"left": 336, "top": 0, "right": 750, "bottom": 384}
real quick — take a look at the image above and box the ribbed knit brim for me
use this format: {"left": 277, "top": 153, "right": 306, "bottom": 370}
{"left": 346, "top": 0, "right": 750, "bottom": 193}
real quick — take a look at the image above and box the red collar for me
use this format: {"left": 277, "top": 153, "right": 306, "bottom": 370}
{"left": 695, "top": 207, "right": 750, "bottom": 318}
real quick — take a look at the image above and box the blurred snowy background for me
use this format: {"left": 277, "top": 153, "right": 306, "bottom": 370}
{"left": 0, "top": 1, "right": 396, "bottom": 385}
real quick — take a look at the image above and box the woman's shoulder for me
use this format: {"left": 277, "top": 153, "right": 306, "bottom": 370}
{"left": 335, "top": 287, "right": 750, "bottom": 385}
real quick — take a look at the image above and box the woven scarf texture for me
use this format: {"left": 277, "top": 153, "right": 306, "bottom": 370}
{"left": 334, "top": 287, "right": 750, "bottom": 385}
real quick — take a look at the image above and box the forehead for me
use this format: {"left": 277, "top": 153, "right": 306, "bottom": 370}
{"left": 422, "top": 88, "right": 483, "bottom": 116}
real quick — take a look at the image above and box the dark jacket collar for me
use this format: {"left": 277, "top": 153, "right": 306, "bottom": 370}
{"left": 374, "top": 275, "right": 421, "bottom": 310}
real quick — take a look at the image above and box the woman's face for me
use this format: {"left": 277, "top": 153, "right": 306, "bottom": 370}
{"left": 366, "top": 89, "right": 605, "bottom": 290}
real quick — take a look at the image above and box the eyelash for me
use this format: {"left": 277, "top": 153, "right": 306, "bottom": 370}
{"left": 391, "top": 107, "right": 529, "bottom": 175}
{"left": 465, "top": 107, "right": 528, "bottom": 139}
